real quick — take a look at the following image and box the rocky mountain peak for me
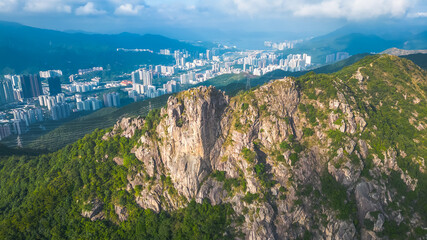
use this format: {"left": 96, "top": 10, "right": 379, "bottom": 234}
{"left": 2, "top": 55, "right": 425, "bottom": 240}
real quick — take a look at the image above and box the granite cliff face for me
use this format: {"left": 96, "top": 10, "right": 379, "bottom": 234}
{"left": 96, "top": 55, "right": 426, "bottom": 239}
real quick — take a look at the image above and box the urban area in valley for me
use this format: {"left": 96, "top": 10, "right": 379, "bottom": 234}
{"left": 0, "top": 41, "right": 350, "bottom": 146}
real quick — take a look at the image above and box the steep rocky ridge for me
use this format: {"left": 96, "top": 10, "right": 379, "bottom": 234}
{"left": 1, "top": 55, "right": 425, "bottom": 239}
{"left": 97, "top": 55, "right": 427, "bottom": 239}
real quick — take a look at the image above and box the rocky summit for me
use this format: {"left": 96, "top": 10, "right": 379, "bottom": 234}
{"left": 1, "top": 54, "right": 426, "bottom": 240}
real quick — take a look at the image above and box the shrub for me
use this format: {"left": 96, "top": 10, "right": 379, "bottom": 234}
{"left": 241, "top": 103, "right": 249, "bottom": 111}
{"left": 242, "top": 193, "right": 259, "bottom": 204}
{"left": 176, "top": 118, "right": 184, "bottom": 127}
{"left": 241, "top": 147, "right": 256, "bottom": 163}
{"left": 293, "top": 143, "right": 304, "bottom": 153}
{"left": 303, "top": 127, "right": 314, "bottom": 137}
{"left": 211, "top": 170, "right": 226, "bottom": 182}
{"left": 280, "top": 141, "right": 290, "bottom": 150}
{"left": 290, "top": 153, "right": 298, "bottom": 166}
{"left": 327, "top": 130, "right": 346, "bottom": 146}
{"left": 320, "top": 172, "right": 356, "bottom": 220}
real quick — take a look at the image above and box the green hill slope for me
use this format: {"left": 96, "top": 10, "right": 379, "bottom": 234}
{"left": 0, "top": 55, "right": 425, "bottom": 239}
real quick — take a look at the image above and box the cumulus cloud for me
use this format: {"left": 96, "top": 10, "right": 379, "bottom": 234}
{"left": 75, "top": 2, "right": 106, "bottom": 15}
{"left": 0, "top": 0, "right": 18, "bottom": 12}
{"left": 197, "top": 0, "right": 415, "bottom": 20}
{"left": 407, "top": 12, "right": 427, "bottom": 18}
{"left": 23, "top": 0, "right": 72, "bottom": 13}
{"left": 114, "top": 3, "right": 144, "bottom": 15}
{"left": 293, "top": 0, "right": 412, "bottom": 20}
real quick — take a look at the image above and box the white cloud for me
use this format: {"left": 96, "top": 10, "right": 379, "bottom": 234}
{"left": 0, "top": 0, "right": 18, "bottom": 12}
{"left": 407, "top": 12, "right": 427, "bottom": 18}
{"left": 294, "top": 0, "right": 412, "bottom": 20}
{"left": 23, "top": 0, "right": 72, "bottom": 13}
{"left": 114, "top": 3, "right": 143, "bottom": 15}
{"left": 197, "top": 0, "right": 416, "bottom": 20}
{"left": 75, "top": 2, "right": 106, "bottom": 15}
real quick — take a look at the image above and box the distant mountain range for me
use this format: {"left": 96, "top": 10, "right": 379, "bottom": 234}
{"left": 281, "top": 25, "right": 427, "bottom": 63}
{"left": 0, "top": 21, "right": 204, "bottom": 75}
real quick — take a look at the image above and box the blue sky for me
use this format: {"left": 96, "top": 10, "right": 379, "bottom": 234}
{"left": 0, "top": 0, "right": 426, "bottom": 45}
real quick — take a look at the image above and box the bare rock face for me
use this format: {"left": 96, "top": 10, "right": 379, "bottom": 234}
{"left": 355, "top": 181, "right": 383, "bottom": 224}
{"left": 195, "top": 178, "right": 227, "bottom": 205}
{"left": 157, "top": 86, "right": 229, "bottom": 200}
{"left": 113, "top": 157, "right": 123, "bottom": 165}
{"left": 134, "top": 134, "right": 160, "bottom": 177}
{"left": 136, "top": 193, "right": 161, "bottom": 213}
{"left": 114, "top": 205, "right": 129, "bottom": 221}
{"left": 82, "top": 199, "right": 105, "bottom": 221}
{"left": 97, "top": 65, "right": 426, "bottom": 239}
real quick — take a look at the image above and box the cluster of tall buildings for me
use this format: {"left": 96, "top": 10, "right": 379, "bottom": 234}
{"left": 163, "top": 80, "right": 179, "bottom": 93}
{"left": 0, "top": 120, "right": 12, "bottom": 140}
{"left": 159, "top": 49, "right": 171, "bottom": 55}
{"left": 1, "top": 74, "right": 42, "bottom": 102}
{"left": 131, "top": 66, "right": 180, "bottom": 98}
{"left": 11, "top": 107, "right": 44, "bottom": 135}
{"left": 279, "top": 54, "right": 312, "bottom": 71}
{"left": 238, "top": 52, "right": 312, "bottom": 76}
{"left": 51, "top": 103, "right": 71, "bottom": 121}
{"left": 2, "top": 73, "right": 63, "bottom": 103}
{"left": 76, "top": 95, "right": 103, "bottom": 111}
{"left": 326, "top": 52, "right": 350, "bottom": 63}
{"left": 155, "top": 65, "right": 175, "bottom": 76}
{"left": 39, "top": 70, "right": 62, "bottom": 79}
{"left": 0, "top": 78, "right": 15, "bottom": 104}
{"left": 22, "top": 75, "right": 43, "bottom": 99}
{"left": 180, "top": 71, "right": 196, "bottom": 85}
{"left": 38, "top": 93, "right": 70, "bottom": 121}
{"left": 131, "top": 69, "right": 153, "bottom": 86}
{"left": 13, "top": 108, "right": 44, "bottom": 126}
{"left": 47, "top": 77, "right": 62, "bottom": 96}
{"left": 131, "top": 68, "right": 156, "bottom": 98}
{"left": 39, "top": 94, "right": 65, "bottom": 110}
{"left": 103, "top": 92, "right": 120, "bottom": 107}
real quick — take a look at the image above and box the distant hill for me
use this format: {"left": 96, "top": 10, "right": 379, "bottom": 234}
{"left": 401, "top": 53, "right": 427, "bottom": 70}
{"left": 381, "top": 48, "right": 427, "bottom": 56}
{"left": 403, "top": 31, "right": 427, "bottom": 50}
{"left": 0, "top": 21, "right": 204, "bottom": 75}
{"left": 282, "top": 26, "right": 426, "bottom": 63}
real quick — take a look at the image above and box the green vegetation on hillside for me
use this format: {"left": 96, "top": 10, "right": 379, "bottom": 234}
{"left": 297, "top": 55, "right": 427, "bottom": 227}
{"left": 0, "top": 120, "right": 238, "bottom": 239}
{"left": 0, "top": 54, "right": 426, "bottom": 239}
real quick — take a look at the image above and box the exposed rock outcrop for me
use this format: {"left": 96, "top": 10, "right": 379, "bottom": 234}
{"left": 86, "top": 56, "right": 427, "bottom": 239}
